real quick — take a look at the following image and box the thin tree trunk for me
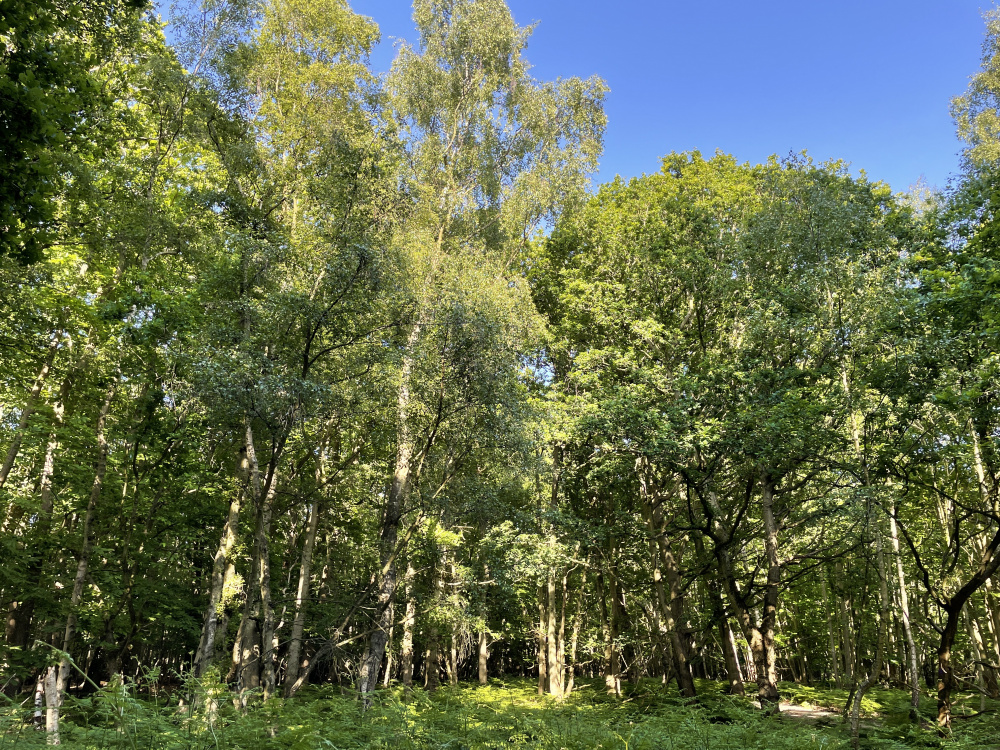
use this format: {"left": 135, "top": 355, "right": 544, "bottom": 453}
{"left": 564, "top": 568, "right": 585, "bottom": 696}
{"left": 965, "top": 611, "right": 993, "bottom": 705}
{"left": 232, "top": 423, "right": 281, "bottom": 702}
{"left": 836, "top": 559, "right": 856, "bottom": 684}
{"left": 820, "top": 571, "right": 843, "bottom": 688}
{"left": 401, "top": 564, "right": 417, "bottom": 698}
{"left": 597, "top": 568, "right": 620, "bottom": 696}
{"left": 640, "top": 485, "right": 696, "bottom": 698}
{"left": 755, "top": 473, "right": 782, "bottom": 710}
{"left": 51, "top": 381, "right": 115, "bottom": 742}
{"left": 447, "top": 625, "right": 457, "bottom": 686}
{"left": 888, "top": 500, "right": 920, "bottom": 718}
{"left": 536, "top": 582, "right": 547, "bottom": 696}
{"left": 713, "top": 581, "right": 744, "bottom": 696}
{"left": 283, "top": 496, "right": 321, "bottom": 696}
{"left": 44, "top": 665, "right": 59, "bottom": 745}
{"left": 556, "top": 568, "right": 568, "bottom": 693}
{"left": 233, "top": 426, "right": 263, "bottom": 699}
{"left": 359, "top": 326, "right": 421, "bottom": 699}
{"left": 850, "top": 516, "right": 890, "bottom": 749}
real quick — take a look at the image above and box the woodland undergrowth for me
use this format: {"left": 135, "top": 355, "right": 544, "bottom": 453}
{"left": 0, "top": 678, "right": 996, "bottom": 750}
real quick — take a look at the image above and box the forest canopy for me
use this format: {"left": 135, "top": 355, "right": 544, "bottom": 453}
{"left": 3, "top": 1, "right": 1000, "bottom": 748}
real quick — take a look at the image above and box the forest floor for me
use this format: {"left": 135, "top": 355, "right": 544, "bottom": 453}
{"left": 1, "top": 677, "right": 998, "bottom": 749}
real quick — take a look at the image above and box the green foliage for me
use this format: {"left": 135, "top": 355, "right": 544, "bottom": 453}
{"left": 3, "top": 680, "right": 997, "bottom": 749}
{"left": 0, "top": 0, "right": 149, "bottom": 262}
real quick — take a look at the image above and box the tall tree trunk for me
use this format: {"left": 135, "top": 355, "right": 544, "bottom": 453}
{"left": 401, "top": 564, "right": 417, "bottom": 698}
{"left": 447, "top": 624, "right": 458, "bottom": 686}
{"left": 820, "top": 571, "right": 843, "bottom": 688}
{"left": 850, "top": 515, "right": 890, "bottom": 749}
{"left": 359, "top": 325, "right": 421, "bottom": 699}
{"left": 596, "top": 568, "right": 620, "bottom": 696}
{"left": 755, "top": 473, "right": 782, "bottom": 710}
{"left": 50, "top": 381, "right": 115, "bottom": 743}
{"left": 639, "top": 478, "right": 697, "bottom": 698}
{"left": 660, "top": 535, "right": 695, "bottom": 697}
{"left": 196, "top": 474, "right": 244, "bottom": 678}
{"left": 564, "top": 568, "right": 585, "bottom": 696}
{"left": 643, "top": 503, "right": 696, "bottom": 697}
{"left": 5, "top": 349, "right": 84, "bottom": 657}
{"left": 711, "top": 577, "right": 744, "bottom": 696}
{"left": 232, "top": 426, "right": 262, "bottom": 699}
{"left": 283, "top": 496, "right": 321, "bottom": 696}
{"left": 835, "top": 559, "right": 856, "bottom": 685}
{"left": 888, "top": 501, "right": 920, "bottom": 718}
{"left": 5, "top": 411, "right": 61, "bottom": 650}
{"left": 232, "top": 423, "right": 280, "bottom": 702}
{"left": 536, "top": 582, "right": 547, "bottom": 696}
{"left": 556, "top": 568, "right": 568, "bottom": 692}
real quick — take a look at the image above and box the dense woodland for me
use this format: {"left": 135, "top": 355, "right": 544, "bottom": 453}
{"left": 5, "top": 0, "right": 1000, "bottom": 746}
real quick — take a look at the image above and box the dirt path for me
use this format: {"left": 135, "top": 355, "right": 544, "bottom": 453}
{"left": 777, "top": 702, "right": 840, "bottom": 724}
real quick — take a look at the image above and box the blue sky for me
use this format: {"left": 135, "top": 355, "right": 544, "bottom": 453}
{"left": 351, "top": 0, "right": 992, "bottom": 193}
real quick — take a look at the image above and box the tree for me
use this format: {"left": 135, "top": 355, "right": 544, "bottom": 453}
{"left": 355, "top": 0, "right": 606, "bottom": 700}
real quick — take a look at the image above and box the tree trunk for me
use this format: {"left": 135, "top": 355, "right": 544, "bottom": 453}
{"left": 196, "top": 480, "right": 243, "bottom": 677}
{"left": 231, "top": 422, "right": 281, "bottom": 702}
{"left": 359, "top": 326, "right": 421, "bottom": 699}
{"left": 401, "top": 564, "right": 417, "bottom": 698}
{"left": 51, "top": 381, "right": 115, "bottom": 742}
{"left": 755, "top": 473, "right": 782, "bottom": 710}
{"left": 965, "top": 610, "right": 993, "bottom": 705}
{"left": 933, "top": 525, "right": 1000, "bottom": 730}
{"left": 4, "top": 427, "right": 59, "bottom": 651}
{"left": 283, "top": 496, "right": 321, "bottom": 695}
{"left": 556, "top": 568, "right": 568, "bottom": 692}
{"left": 713, "top": 582, "right": 744, "bottom": 696}
{"left": 702, "top": 482, "right": 780, "bottom": 710}
{"left": 5, "top": 354, "right": 81, "bottom": 655}
{"left": 850, "top": 515, "right": 890, "bottom": 750}
{"left": 836, "top": 559, "right": 856, "bottom": 685}
{"left": 937, "top": 609, "right": 962, "bottom": 731}
{"left": 536, "top": 582, "right": 547, "bottom": 696}
{"left": 447, "top": 628, "right": 458, "bottom": 686}
{"left": 478, "top": 628, "right": 488, "bottom": 685}
{"left": 546, "top": 571, "right": 562, "bottom": 697}
{"left": 564, "top": 568, "right": 585, "bottom": 696}
{"left": 887, "top": 501, "right": 920, "bottom": 718}
{"left": 44, "top": 665, "right": 59, "bottom": 745}
{"left": 425, "top": 629, "right": 440, "bottom": 692}
{"left": 596, "top": 569, "right": 620, "bottom": 696}
{"left": 641, "top": 491, "right": 696, "bottom": 698}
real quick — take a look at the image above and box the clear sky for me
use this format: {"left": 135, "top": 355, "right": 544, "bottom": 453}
{"left": 351, "top": 0, "right": 992, "bottom": 193}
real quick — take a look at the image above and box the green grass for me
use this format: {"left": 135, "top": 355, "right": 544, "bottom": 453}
{"left": 1, "top": 678, "right": 998, "bottom": 749}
